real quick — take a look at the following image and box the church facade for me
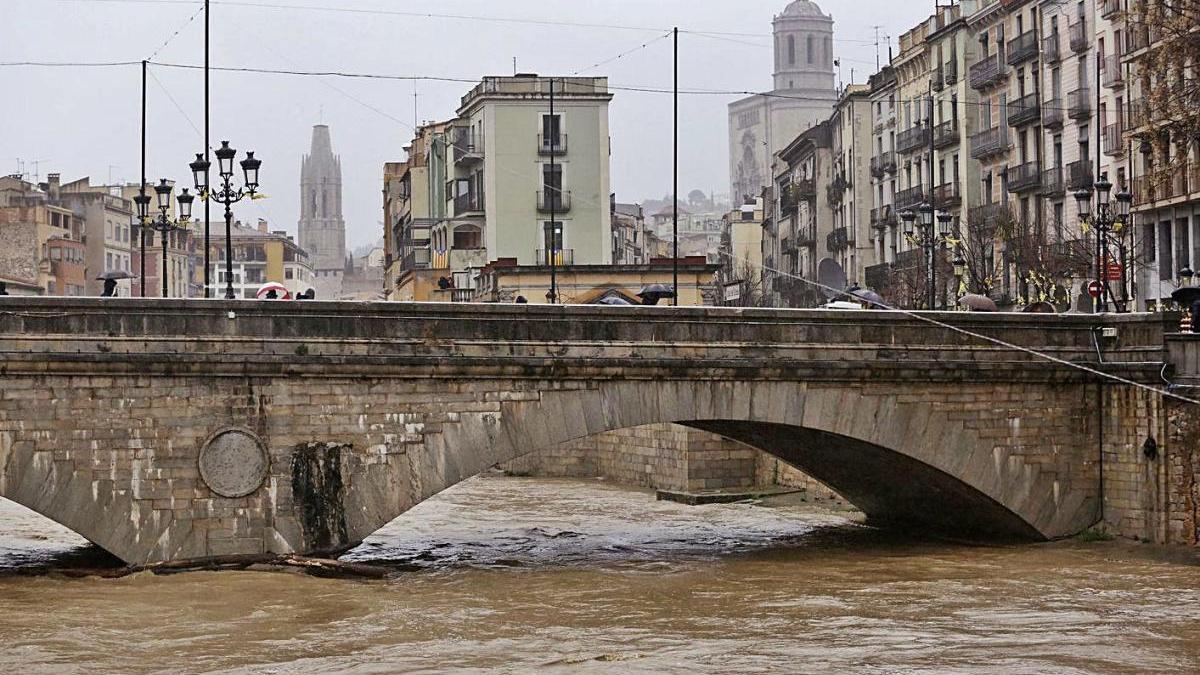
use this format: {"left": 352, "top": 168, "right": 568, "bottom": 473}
{"left": 298, "top": 124, "right": 347, "bottom": 299}
{"left": 728, "top": 0, "right": 839, "bottom": 205}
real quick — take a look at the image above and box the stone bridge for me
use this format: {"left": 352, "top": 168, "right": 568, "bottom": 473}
{"left": 0, "top": 298, "right": 1190, "bottom": 566}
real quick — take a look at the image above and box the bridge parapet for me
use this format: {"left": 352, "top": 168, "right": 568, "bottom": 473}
{"left": 1168, "top": 334, "right": 1200, "bottom": 385}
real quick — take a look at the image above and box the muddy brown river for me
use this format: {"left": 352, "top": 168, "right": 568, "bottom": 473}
{"left": 2, "top": 474, "right": 1199, "bottom": 674}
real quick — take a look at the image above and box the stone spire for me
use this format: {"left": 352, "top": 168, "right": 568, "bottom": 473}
{"left": 298, "top": 124, "right": 346, "bottom": 287}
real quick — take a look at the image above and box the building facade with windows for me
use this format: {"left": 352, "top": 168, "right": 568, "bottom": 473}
{"left": 209, "top": 219, "right": 313, "bottom": 299}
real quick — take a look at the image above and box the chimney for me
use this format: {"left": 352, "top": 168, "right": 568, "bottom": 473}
{"left": 258, "top": 218, "right": 268, "bottom": 233}
{"left": 47, "top": 173, "right": 61, "bottom": 201}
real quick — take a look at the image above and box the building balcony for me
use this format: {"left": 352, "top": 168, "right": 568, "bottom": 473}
{"left": 1007, "top": 30, "right": 1040, "bottom": 66}
{"left": 1135, "top": 166, "right": 1193, "bottom": 206}
{"left": 1067, "top": 88, "right": 1092, "bottom": 121}
{"left": 869, "top": 151, "right": 897, "bottom": 177}
{"left": 933, "top": 120, "right": 960, "bottom": 149}
{"left": 970, "top": 126, "right": 1011, "bottom": 160}
{"left": 1103, "top": 123, "right": 1126, "bottom": 157}
{"left": 1007, "top": 161, "right": 1043, "bottom": 193}
{"left": 894, "top": 185, "right": 927, "bottom": 211}
{"left": 1069, "top": 19, "right": 1088, "bottom": 53}
{"left": 537, "top": 134, "right": 568, "bottom": 156}
{"left": 896, "top": 125, "right": 931, "bottom": 155}
{"left": 453, "top": 191, "right": 485, "bottom": 216}
{"left": 1101, "top": 0, "right": 1121, "bottom": 18}
{"left": 1066, "top": 160, "right": 1094, "bottom": 191}
{"left": 1007, "top": 92, "right": 1042, "bottom": 127}
{"left": 453, "top": 130, "right": 484, "bottom": 165}
{"left": 1042, "top": 98, "right": 1064, "bottom": 129}
{"left": 944, "top": 59, "right": 959, "bottom": 86}
{"left": 870, "top": 205, "right": 898, "bottom": 229}
{"left": 536, "top": 190, "right": 572, "bottom": 213}
{"left": 403, "top": 248, "right": 432, "bottom": 270}
{"left": 826, "top": 227, "right": 850, "bottom": 253}
{"left": 796, "top": 178, "right": 817, "bottom": 200}
{"left": 933, "top": 182, "right": 961, "bottom": 208}
{"left": 534, "top": 249, "right": 575, "bottom": 266}
{"left": 969, "top": 202, "right": 1007, "bottom": 225}
{"left": 969, "top": 54, "right": 1008, "bottom": 90}
{"left": 1102, "top": 56, "right": 1124, "bottom": 88}
{"left": 1128, "top": 97, "right": 1150, "bottom": 130}
{"left": 932, "top": 67, "right": 945, "bottom": 92}
{"left": 1041, "top": 167, "right": 1065, "bottom": 197}
{"left": 1127, "top": 25, "right": 1150, "bottom": 54}
{"left": 1042, "top": 35, "right": 1061, "bottom": 63}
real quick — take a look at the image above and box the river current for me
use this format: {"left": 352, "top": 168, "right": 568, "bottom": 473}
{"left": 2, "top": 474, "right": 1199, "bottom": 674}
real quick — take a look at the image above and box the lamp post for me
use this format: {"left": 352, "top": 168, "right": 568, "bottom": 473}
{"left": 952, "top": 249, "right": 967, "bottom": 308}
{"left": 1074, "top": 177, "right": 1131, "bottom": 313}
{"left": 191, "top": 141, "right": 261, "bottom": 300}
{"left": 901, "top": 203, "right": 956, "bottom": 310}
{"left": 134, "top": 180, "right": 194, "bottom": 298}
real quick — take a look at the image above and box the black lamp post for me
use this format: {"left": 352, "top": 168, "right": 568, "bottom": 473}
{"left": 191, "top": 141, "right": 261, "bottom": 300}
{"left": 134, "top": 180, "right": 193, "bottom": 298}
{"left": 901, "top": 202, "right": 955, "bottom": 310}
{"left": 952, "top": 248, "right": 967, "bottom": 307}
{"left": 1074, "top": 177, "right": 1131, "bottom": 313}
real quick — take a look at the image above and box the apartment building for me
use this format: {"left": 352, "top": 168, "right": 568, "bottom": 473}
{"left": 54, "top": 176, "right": 135, "bottom": 296}
{"left": 1125, "top": 0, "right": 1200, "bottom": 309}
{"left": 209, "top": 219, "right": 314, "bottom": 299}
{"left": 719, "top": 198, "right": 765, "bottom": 305}
{"left": 610, "top": 197, "right": 646, "bottom": 265}
{"left": 868, "top": 65, "right": 900, "bottom": 281}
{"left": 829, "top": 84, "right": 874, "bottom": 285}
{"left": 765, "top": 120, "right": 834, "bottom": 307}
{"left": 0, "top": 175, "right": 86, "bottom": 295}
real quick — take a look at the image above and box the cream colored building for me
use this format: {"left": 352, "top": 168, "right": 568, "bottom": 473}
{"left": 829, "top": 84, "right": 874, "bottom": 286}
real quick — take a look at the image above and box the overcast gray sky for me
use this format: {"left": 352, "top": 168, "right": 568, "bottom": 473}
{"left": 2, "top": 0, "right": 930, "bottom": 248}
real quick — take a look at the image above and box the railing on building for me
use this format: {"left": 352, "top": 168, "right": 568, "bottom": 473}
{"left": 454, "top": 191, "right": 485, "bottom": 216}
{"left": 796, "top": 178, "right": 817, "bottom": 200}
{"left": 869, "top": 151, "right": 897, "bottom": 177}
{"left": 1067, "top": 88, "right": 1092, "bottom": 121}
{"left": 933, "top": 66, "right": 945, "bottom": 92}
{"left": 1042, "top": 34, "right": 1061, "bottom": 63}
{"left": 1132, "top": 176, "right": 1156, "bottom": 206}
{"left": 933, "top": 182, "right": 961, "bottom": 207}
{"left": 536, "top": 190, "right": 572, "bottom": 213}
{"left": 794, "top": 222, "right": 817, "bottom": 247}
{"left": 1128, "top": 97, "right": 1150, "bottom": 130}
{"left": 1102, "top": 56, "right": 1124, "bottom": 88}
{"left": 1007, "top": 30, "right": 1040, "bottom": 66}
{"left": 1101, "top": 0, "right": 1121, "bottom": 18}
{"left": 969, "top": 53, "right": 1008, "bottom": 90}
{"left": 827, "top": 227, "right": 850, "bottom": 253}
{"left": 944, "top": 59, "right": 959, "bottom": 85}
{"left": 933, "top": 120, "right": 960, "bottom": 149}
{"left": 1103, "top": 123, "right": 1126, "bottom": 157}
{"left": 534, "top": 249, "right": 575, "bottom": 266}
{"left": 403, "top": 248, "right": 432, "bottom": 270}
{"left": 969, "top": 202, "right": 1007, "bottom": 224}
{"left": 896, "top": 125, "right": 932, "bottom": 155}
{"left": 453, "top": 129, "right": 484, "bottom": 165}
{"left": 779, "top": 184, "right": 799, "bottom": 214}
{"left": 1007, "top": 161, "right": 1043, "bottom": 193}
{"left": 970, "top": 127, "right": 1011, "bottom": 159}
{"left": 1066, "top": 160, "right": 1094, "bottom": 191}
{"left": 1041, "top": 167, "right": 1065, "bottom": 197}
{"left": 1042, "top": 97, "right": 1064, "bottom": 129}
{"left": 1068, "top": 18, "right": 1089, "bottom": 53}
{"left": 895, "top": 185, "right": 927, "bottom": 211}
{"left": 537, "top": 134, "right": 568, "bottom": 156}
{"left": 870, "top": 205, "right": 897, "bottom": 229}
{"left": 1126, "top": 24, "right": 1150, "bottom": 53}
{"left": 1008, "top": 92, "right": 1042, "bottom": 127}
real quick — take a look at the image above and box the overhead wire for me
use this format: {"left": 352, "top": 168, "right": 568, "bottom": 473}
{"left": 145, "top": 1, "right": 206, "bottom": 60}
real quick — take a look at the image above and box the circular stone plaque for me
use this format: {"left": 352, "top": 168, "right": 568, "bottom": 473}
{"left": 198, "top": 428, "right": 269, "bottom": 498}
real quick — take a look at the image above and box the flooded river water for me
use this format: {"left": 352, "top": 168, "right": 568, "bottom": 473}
{"left": 2, "top": 474, "right": 1199, "bottom": 674}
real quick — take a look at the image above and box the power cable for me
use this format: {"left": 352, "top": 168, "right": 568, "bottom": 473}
{"left": 146, "top": 1, "right": 205, "bottom": 60}
{"left": 572, "top": 32, "right": 673, "bottom": 76}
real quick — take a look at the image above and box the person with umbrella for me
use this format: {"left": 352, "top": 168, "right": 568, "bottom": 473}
{"left": 96, "top": 270, "right": 136, "bottom": 298}
{"left": 637, "top": 284, "right": 676, "bottom": 306}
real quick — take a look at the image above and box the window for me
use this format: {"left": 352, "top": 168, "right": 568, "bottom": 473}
{"left": 1160, "top": 221, "right": 1173, "bottom": 280}
{"left": 1177, "top": 218, "right": 1191, "bottom": 273}
{"left": 807, "top": 35, "right": 814, "bottom": 64}
{"left": 106, "top": 253, "right": 113, "bottom": 270}
{"left": 542, "top": 113, "right": 562, "bottom": 144}
{"left": 285, "top": 269, "right": 294, "bottom": 280}
{"left": 542, "top": 221, "right": 564, "bottom": 251}
{"left": 788, "top": 35, "right": 795, "bottom": 65}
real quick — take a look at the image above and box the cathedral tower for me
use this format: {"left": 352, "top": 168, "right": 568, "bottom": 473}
{"left": 299, "top": 124, "right": 346, "bottom": 293}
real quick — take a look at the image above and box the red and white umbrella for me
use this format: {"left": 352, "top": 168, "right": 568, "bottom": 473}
{"left": 256, "top": 282, "right": 292, "bottom": 300}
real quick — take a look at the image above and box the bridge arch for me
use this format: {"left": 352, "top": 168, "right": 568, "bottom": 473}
{"left": 338, "top": 380, "right": 1097, "bottom": 554}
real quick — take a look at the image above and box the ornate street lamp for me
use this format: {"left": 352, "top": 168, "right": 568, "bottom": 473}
{"left": 1074, "top": 177, "right": 1131, "bottom": 313}
{"left": 952, "top": 249, "right": 967, "bottom": 305}
{"left": 1181, "top": 265, "right": 1196, "bottom": 288}
{"left": 142, "top": 179, "right": 193, "bottom": 298}
{"left": 192, "top": 141, "right": 262, "bottom": 299}
{"left": 900, "top": 204, "right": 955, "bottom": 309}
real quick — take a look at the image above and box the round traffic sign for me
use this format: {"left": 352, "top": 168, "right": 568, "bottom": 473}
{"left": 1087, "top": 281, "right": 1104, "bottom": 299}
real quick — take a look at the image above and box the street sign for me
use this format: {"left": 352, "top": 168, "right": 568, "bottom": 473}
{"left": 1087, "top": 280, "right": 1104, "bottom": 299}
{"left": 1105, "top": 263, "right": 1124, "bottom": 282}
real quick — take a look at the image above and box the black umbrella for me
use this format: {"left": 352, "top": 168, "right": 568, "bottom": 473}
{"left": 95, "top": 270, "right": 137, "bottom": 281}
{"left": 637, "top": 284, "right": 676, "bottom": 306}
{"left": 1170, "top": 287, "right": 1200, "bottom": 306}
{"left": 595, "top": 296, "right": 634, "bottom": 306}
{"left": 848, "top": 287, "right": 887, "bottom": 309}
